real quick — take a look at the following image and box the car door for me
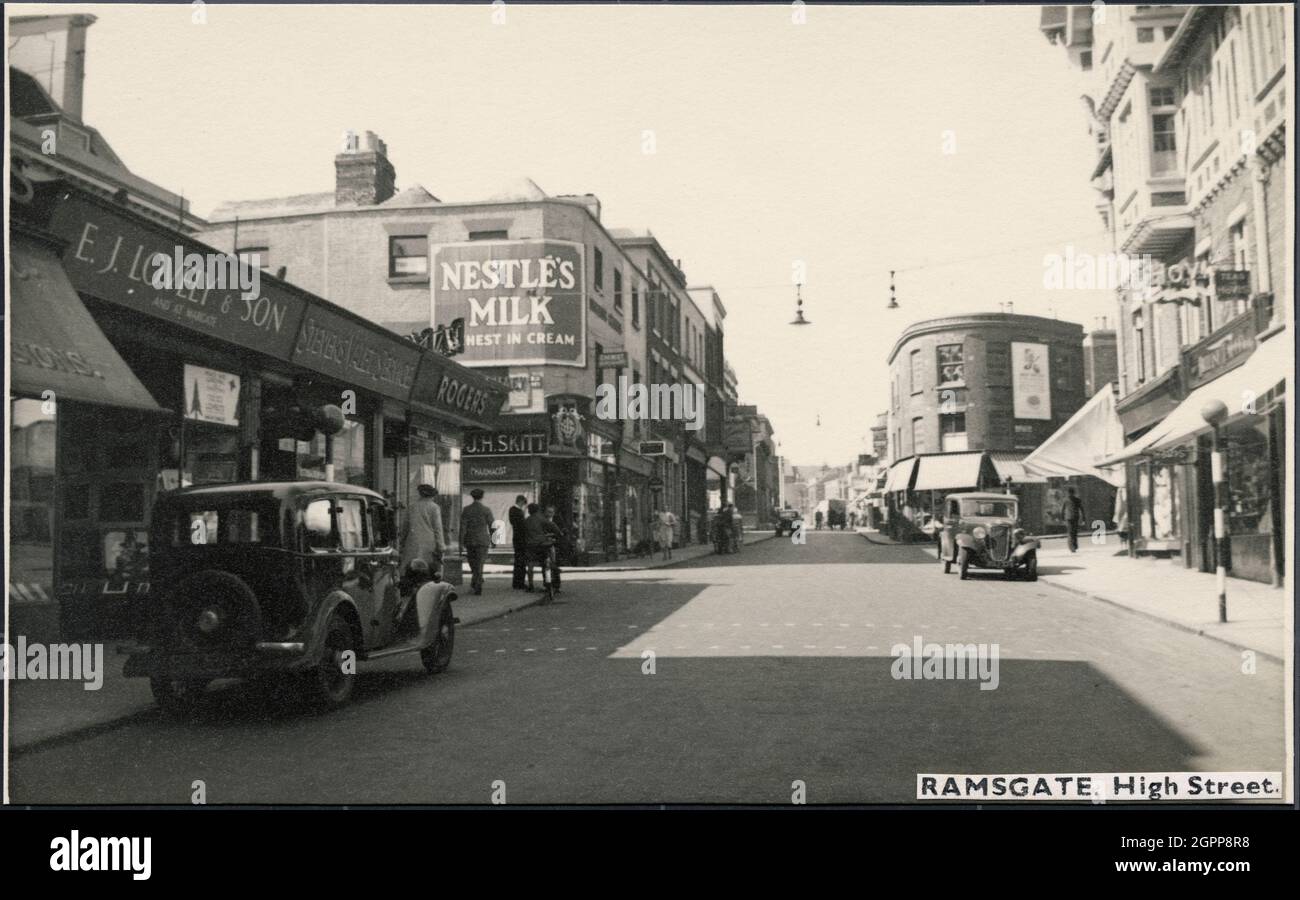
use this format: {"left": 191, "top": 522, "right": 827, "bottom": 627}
{"left": 333, "top": 495, "right": 384, "bottom": 649}
{"left": 364, "top": 497, "right": 401, "bottom": 647}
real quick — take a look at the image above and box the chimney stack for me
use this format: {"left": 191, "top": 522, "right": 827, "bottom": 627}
{"left": 335, "top": 130, "right": 396, "bottom": 206}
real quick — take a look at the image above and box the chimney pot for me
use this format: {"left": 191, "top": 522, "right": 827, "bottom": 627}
{"left": 335, "top": 130, "right": 396, "bottom": 206}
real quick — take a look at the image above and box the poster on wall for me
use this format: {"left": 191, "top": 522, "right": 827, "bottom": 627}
{"left": 1011, "top": 341, "right": 1051, "bottom": 421}
{"left": 432, "top": 240, "right": 586, "bottom": 368}
{"left": 184, "top": 364, "right": 241, "bottom": 426}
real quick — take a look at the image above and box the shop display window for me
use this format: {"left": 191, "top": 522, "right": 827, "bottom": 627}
{"left": 1226, "top": 420, "right": 1272, "bottom": 535}
{"left": 9, "top": 398, "right": 57, "bottom": 602}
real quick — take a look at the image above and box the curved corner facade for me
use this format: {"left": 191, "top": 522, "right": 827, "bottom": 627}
{"left": 886, "top": 314, "right": 1086, "bottom": 460}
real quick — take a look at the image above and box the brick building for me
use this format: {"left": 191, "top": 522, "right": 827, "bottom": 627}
{"left": 1040, "top": 4, "right": 1289, "bottom": 584}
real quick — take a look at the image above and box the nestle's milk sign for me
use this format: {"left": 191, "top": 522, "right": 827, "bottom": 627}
{"left": 433, "top": 240, "right": 586, "bottom": 367}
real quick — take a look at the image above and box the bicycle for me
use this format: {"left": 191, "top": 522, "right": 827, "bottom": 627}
{"left": 532, "top": 543, "right": 558, "bottom": 604}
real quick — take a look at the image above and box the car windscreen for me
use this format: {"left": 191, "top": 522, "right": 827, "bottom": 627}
{"left": 961, "top": 500, "right": 1016, "bottom": 518}
{"left": 165, "top": 502, "right": 279, "bottom": 546}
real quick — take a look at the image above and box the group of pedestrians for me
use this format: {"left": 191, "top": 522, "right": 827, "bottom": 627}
{"left": 397, "top": 484, "right": 565, "bottom": 597}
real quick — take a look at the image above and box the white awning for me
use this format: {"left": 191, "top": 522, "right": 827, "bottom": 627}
{"left": 990, "top": 453, "right": 1050, "bottom": 485}
{"left": 912, "top": 452, "right": 985, "bottom": 492}
{"left": 1099, "top": 333, "right": 1289, "bottom": 466}
{"left": 1022, "top": 387, "right": 1126, "bottom": 486}
{"left": 883, "top": 457, "right": 917, "bottom": 493}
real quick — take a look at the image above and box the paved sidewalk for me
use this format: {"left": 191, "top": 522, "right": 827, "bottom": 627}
{"left": 892, "top": 529, "right": 1287, "bottom": 662}
{"left": 5, "top": 590, "right": 543, "bottom": 754}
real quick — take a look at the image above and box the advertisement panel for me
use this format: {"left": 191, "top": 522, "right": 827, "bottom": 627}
{"left": 432, "top": 240, "right": 586, "bottom": 367}
{"left": 1011, "top": 341, "right": 1051, "bottom": 420}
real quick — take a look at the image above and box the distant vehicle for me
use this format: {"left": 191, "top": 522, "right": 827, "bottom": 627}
{"left": 774, "top": 508, "right": 803, "bottom": 537}
{"left": 937, "top": 492, "right": 1039, "bottom": 580}
{"left": 826, "top": 499, "right": 847, "bottom": 530}
{"left": 123, "top": 481, "right": 457, "bottom": 716}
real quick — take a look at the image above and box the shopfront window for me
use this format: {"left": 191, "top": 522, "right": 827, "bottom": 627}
{"left": 383, "top": 422, "right": 462, "bottom": 556}
{"left": 185, "top": 424, "right": 240, "bottom": 485}
{"left": 291, "top": 416, "right": 368, "bottom": 484}
{"left": 1226, "top": 420, "right": 1272, "bottom": 536}
{"left": 9, "top": 397, "right": 57, "bottom": 605}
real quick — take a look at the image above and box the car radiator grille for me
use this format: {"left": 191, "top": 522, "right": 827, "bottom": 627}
{"left": 988, "top": 525, "right": 1011, "bottom": 561}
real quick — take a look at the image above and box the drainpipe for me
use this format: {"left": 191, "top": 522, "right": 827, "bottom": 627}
{"left": 1249, "top": 156, "right": 1276, "bottom": 326}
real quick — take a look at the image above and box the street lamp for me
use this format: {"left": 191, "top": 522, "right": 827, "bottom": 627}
{"left": 1201, "top": 398, "right": 1230, "bottom": 623}
{"left": 790, "top": 283, "right": 811, "bottom": 325}
{"left": 887, "top": 270, "right": 899, "bottom": 309}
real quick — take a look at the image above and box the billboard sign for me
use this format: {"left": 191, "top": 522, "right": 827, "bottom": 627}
{"left": 1011, "top": 341, "right": 1051, "bottom": 420}
{"left": 432, "top": 239, "right": 586, "bottom": 368}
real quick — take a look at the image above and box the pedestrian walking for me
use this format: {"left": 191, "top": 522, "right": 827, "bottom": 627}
{"left": 729, "top": 503, "right": 743, "bottom": 552}
{"left": 508, "top": 494, "right": 528, "bottom": 589}
{"left": 400, "top": 483, "right": 445, "bottom": 578}
{"left": 1062, "top": 485, "right": 1085, "bottom": 553}
{"left": 655, "top": 507, "right": 677, "bottom": 560}
{"left": 814, "top": 509, "right": 823, "bottom": 531}
{"left": 460, "top": 488, "right": 494, "bottom": 594}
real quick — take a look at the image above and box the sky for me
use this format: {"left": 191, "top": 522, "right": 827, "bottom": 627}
{"left": 10, "top": 2, "right": 1119, "bottom": 464}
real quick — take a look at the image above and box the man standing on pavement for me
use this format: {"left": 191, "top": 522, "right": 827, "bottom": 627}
{"left": 460, "top": 488, "right": 494, "bottom": 594}
{"left": 401, "top": 484, "right": 445, "bottom": 577}
{"left": 1062, "top": 485, "right": 1086, "bottom": 553}
{"left": 543, "top": 504, "right": 564, "bottom": 593}
{"left": 508, "top": 494, "right": 529, "bottom": 590}
{"left": 523, "top": 502, "right": 554, "bottom": 591}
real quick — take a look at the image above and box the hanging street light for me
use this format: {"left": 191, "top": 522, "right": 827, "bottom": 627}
{"left": 887, "top": 270, "right": 899, "bottom": 309}
{"left": 790, "top": 282, "right": 811, "bottom": 325}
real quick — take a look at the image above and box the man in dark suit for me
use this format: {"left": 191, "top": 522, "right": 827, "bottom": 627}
{"left": 460, "top": 488, "right": 495, "bottom": 595}
{"left": 508, "top": 494, "right": 528, "bottom": 590}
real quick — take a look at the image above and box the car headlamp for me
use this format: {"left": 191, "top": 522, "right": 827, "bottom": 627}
{"left": 972, "top": 526, "right": 987, "bottom": 541}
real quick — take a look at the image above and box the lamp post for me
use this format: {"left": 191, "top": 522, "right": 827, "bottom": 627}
{"left": 1201, "top": 399, "right": 1230, "bottom": 623}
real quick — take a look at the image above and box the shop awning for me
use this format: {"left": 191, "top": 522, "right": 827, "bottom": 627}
{"left": 912, "top": 452, "right": 985, "bottom": 492}
{"left": 9, "top": 234, "right": 163, "bottom": 412}
{"left": 989, "top": 452, "right": 1050, "bottom": 485}
{"left": 1099, "top": 333, "right": 1289, "bottom": 466}
{"left": 883, "top": 457, "right": 917, "bottom": 493}
{"left": 1021, "top": 387, "right": 1125, "bottom": 486}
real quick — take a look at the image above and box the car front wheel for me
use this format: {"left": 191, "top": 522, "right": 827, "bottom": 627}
{"left": 958, "top": 548, "right": 970, "bottom": 580}
{"left": 1024, "top": 554, "right": 1038, "bottom": 581}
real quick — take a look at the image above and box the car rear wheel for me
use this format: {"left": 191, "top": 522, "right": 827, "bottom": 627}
{"left": 958, "top": 548, "right": 970, "bottom": 580}
{"left": 421, "top": 604, "right": 455, "bottom": 675}
{"left": 306, "top": 611, "right": 357, "bottom": 710}
{"left": 150, "top": 674, "right": 210, "bottom": 718}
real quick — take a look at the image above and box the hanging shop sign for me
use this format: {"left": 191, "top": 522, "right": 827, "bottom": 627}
{"left": 638, "top": 440, "right": 667, "bottom": 457}
{"left": 1011, "top": 341, "right": 1051, "bottom": 420}
{"left": 183, "top": 364, "right": 241, "bottom": 426}
{"left": 431, "top": 239, "right": 586, "bottom": 368}
{"left": 1212, "top": 269, "right": 1252, "bottom": 303}
{"left": 597, "top": 350, "right": 629, "bottom": 370}
{"left": 46, "top": 194, "right": 306, "bottom": 359}
{"left": 547, "top": 393, "right": 590, "bottom": 456}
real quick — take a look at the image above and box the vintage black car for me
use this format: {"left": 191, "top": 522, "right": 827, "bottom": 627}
{"left": 937, "top": 492, "right": 1039, "bottom": 580}
{"left": 773, "top": 508, "right": 804, "bottom": 537}
{"left": 123, "top": 482, "right": 456, "bottom": 715}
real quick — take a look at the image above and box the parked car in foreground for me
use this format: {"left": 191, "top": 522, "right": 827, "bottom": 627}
{"left": 123, "top": 482, "right": 457, "bottom": 716}
{"left": 937, "top": 492, "right": 1039, "bottom": 580}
